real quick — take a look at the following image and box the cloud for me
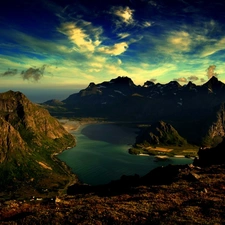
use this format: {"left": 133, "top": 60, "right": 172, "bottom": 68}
{"left": 188, "top": 76, "right": 199, "bottom": 81}
{"left": 105, "top": 64, "right": 129, "bottom": 77}
{"left": 117, "top": 33, "right": 130, "bottom": 39}
{"left": 141, "top": 21, "right": 152, "bottom": 28}
{"left": 173, "top": 77, "right": 188, "bottom": 83}
{"left": 117, "top": 59, "right": 122, "bottom": 65}
{"left": 21, "top": 65, "right": 47, "bottom": 81}
{"left": 201, "top": 78, "right": 206, "bottom": 83}
{"left": 88, "top": 62, "right": 104, "bottom": 73}
{"left": 200, "top": 37, "right": 225, "bottom": 57}
{"left": 57, "top": 20, "right": 103, "bottom": 53}
{"left": 148, "top": 0, "right": 158, "bottom": 7}
{"left": 0, "top": 29, "right": 80, "bottom": 58}
{"left": 109, "top": 6, "right": 135, "bottom": 28}
{"left": 167, "top": 31, "right": 191, "bottom": 52}
{"left": 98, "top": 42, "right": 128, "bottom": 56}
{"left": 206, "top": 65, "right": 218, "bottom": 79}
{"left": 150, "top": 78, "right": 157, "bottom": 82}
{"left": 1, "top": 68, "right": 18, "bottom": 76}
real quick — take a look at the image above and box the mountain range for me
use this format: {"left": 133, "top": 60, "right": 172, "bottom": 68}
{"left": 0, "top": 91, "right": 75, "bottom": 197}
{"left": 43, "top": 76, "right": 225, "bottom": 146}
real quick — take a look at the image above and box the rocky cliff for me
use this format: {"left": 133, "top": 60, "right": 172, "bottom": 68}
{"left": 0, "top": 90, "right": 75, "bottom": 197}
{"left": 135, "top": 121, "right": 188, "bottom": 147}
{"left": 194, "top": 137, "right": 225, "bottom": 166}
{"left": 0, "top": 116, "right": 28, "bottom": 163}
{"left": 200, "top": 103, "right": 225, "bottom": 147}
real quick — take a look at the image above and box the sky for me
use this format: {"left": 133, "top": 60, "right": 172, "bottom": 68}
{"left": 1, "top": 0, "right": 225, "bottom": 101}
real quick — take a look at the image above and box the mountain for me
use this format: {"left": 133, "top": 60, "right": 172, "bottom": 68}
{"left": 194, "top": 137, "right": 225, "bottom": 166}
{"left": 43, "top": 99, "right": 64, "bottom": 106}
{"left": 202, "top": 76, "right": 225, "bottom": 93}
{"left": 0, "top": 91, "right": 75, "bottom": 197}
{"left": 135, "top": 121, "right": 188, "bottom": 147}
{"left": 43, "top": 76, "right": 225, "bottom": 146}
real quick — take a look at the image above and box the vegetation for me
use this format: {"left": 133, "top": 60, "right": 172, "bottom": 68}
{"left": 0, "top": 91, "right": 76, "bottom": 198}
{"left": 129, "top": 145, "right": 199, "bottom": 157}
{"left": 129, "top": 121, "right": 199, "bottom": 157}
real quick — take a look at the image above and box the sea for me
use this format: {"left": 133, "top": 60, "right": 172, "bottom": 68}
{"left": 58, "top": 123, "right": 192, "bottom": 185}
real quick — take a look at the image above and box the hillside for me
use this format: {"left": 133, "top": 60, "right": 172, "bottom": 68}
{"left": 1, "top": 163, "right": 225, "bottom": 224}
{"left": 135, "top": 121, "right": 188, "bottom": 147}
{"left": 128, "top": 121, "right": 198, "bottom": 156}
{"left": 0, "top": 91, "right": 76, "bottom": 198}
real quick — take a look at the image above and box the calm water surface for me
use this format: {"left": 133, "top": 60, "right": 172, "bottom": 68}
{"left": 58, "top": 123, "right": 192, "bottom": 185}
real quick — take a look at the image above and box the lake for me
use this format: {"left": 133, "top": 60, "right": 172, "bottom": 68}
{"left": 58, "top": 123, "right": 192, "bottom": 185}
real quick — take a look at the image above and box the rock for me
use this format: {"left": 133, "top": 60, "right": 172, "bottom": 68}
{"left": 194, "top": 138, "right": 225, "bottom": 166}
{"left": 189, "top": 172, "right": 201, "bottom": 181}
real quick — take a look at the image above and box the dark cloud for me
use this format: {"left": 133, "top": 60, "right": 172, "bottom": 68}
{"left": 150, "top": 78, "right": 157, "bottom": 82}
{"left": 188, "top": 76, "right": 199, "bottom": 81}
{"left": 201, "top": 78, "right": 206, "bottom": 83}
{"left": 173, "top": 77, "right": 187, "bottom": 83}
{"left": 1, "top": 68, "right": 18, "bottom": 76}
{"left": 21, "top": 65, "right": 46, "bottom": 81}
{"left": 206, "top": 65, "right": 218, "bottom": 79}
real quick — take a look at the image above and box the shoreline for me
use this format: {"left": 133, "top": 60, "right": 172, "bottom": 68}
{"left": 51, "top": 152, "right": 80, "bottom": 196}
{"left": 50, "top": 131, "right": 79, "bottom": 196}
{"left": 58, "top": 118, "right": 101, "bottom": 133}
{"left": 53, "top": 118, "right": 99, "bottom": 193}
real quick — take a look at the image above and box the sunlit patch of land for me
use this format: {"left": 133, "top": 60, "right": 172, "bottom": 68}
{"left": 36, "top": 161, "right": 52, "bottom": 170}
{"left": 129, "top": 144, "right": 199, "bottom": 158}
{"left": 58, "top": 117, "right": 105, "bottom": 132}
{"left": 145, "top": 146, "right": 173, "bottom": 152}
{"left": 59, "top": 119, "right": 80, "bottom": 131}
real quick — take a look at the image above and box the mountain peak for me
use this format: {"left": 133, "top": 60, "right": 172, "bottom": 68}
{"left": 110, "top": 76, "right": 135, "bottom": 87}
{"left": 204, "top": 76, "right": 219, "bottom": 85}
{"left": 203, "top": 76, "right": 224, "bottom": 91}
{"left": 143, "top": 81, "right": 155, "bottom": 88}
{"left": 1, "top": 90, "right": 26, "bottom": 100}
{"left": 135, "top": 121, "right": 187, "bottom": 146}
{"left": 166, "top": 81, "right": 181, "bottom": 87}
{"left": 88, "top": 82, "right": 96, "bottom": 88}
{"left": 209, "top": 76, "right": 218, "bottom": 81}
{"left": 185, "top": 81, "right": 197, "bottom": 90}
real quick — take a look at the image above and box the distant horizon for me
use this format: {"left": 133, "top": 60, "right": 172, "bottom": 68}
{"left": 0, "top": 87, "right": 81, "bottom": 103}
{"left": 0, "top": 75, "right": 220, "bottom": 103}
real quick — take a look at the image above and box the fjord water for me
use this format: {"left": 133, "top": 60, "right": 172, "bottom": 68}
{"left": 58, "top": 123, "right": 192, "bottom": 185}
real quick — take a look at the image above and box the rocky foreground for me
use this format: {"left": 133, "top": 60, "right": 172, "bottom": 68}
{"left": 1, "top": 163, "right": 225, "bottom": 225}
